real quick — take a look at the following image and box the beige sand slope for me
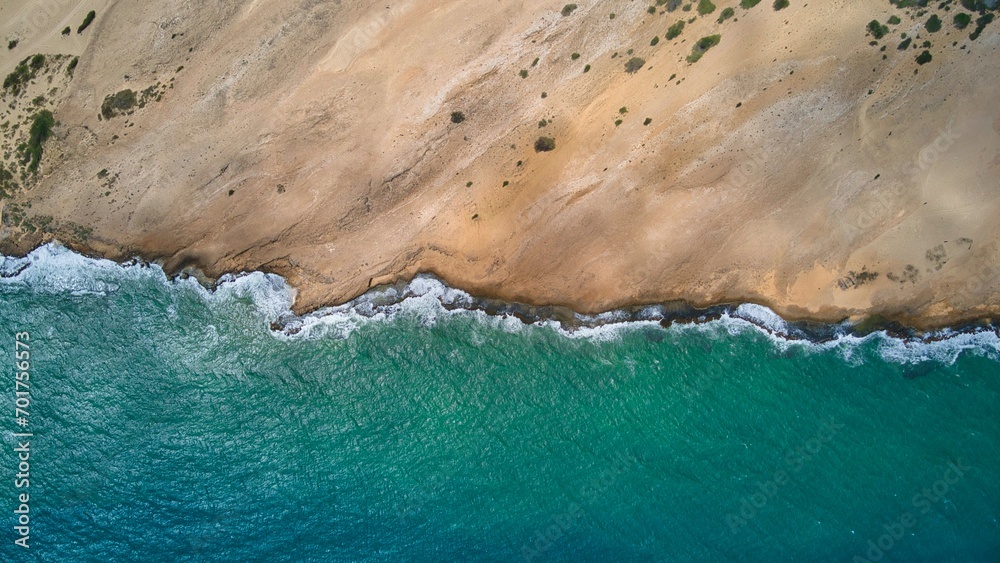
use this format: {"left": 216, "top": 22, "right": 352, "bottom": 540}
{"left": 1, "top": 0, "right": 999, "bottom": 328}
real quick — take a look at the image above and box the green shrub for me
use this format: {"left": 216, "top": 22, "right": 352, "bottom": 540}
{"left": 519, "top": 69, "right": 528, "bottom": 78}
{"left": 25, "top": 110, "right": 54, "bottom": 173}
{"left": 561, "top": 3, "right": 578, "bottom": 16}
{"left": 643, "top": 117, "right": 652, "bottom": 125}
{"left": 925, "top": 14, "right": 942, "bottom": 32}
{"left": 697, "top": 0, "right": 716, "bottom": 15}
{"left": 78, "top": 10, "right": 96, "bottom": 34}
{"left": 773, "top": 0, "right": 789, "bottom": 9}
{"left": 100, "top": 89, "right": 137, "bottom": 119}
{"left": 651, "top": 36, "right": 660, "bottom": 46}
{"left": 915, "top": 50, "right": 932, "bottom": 65}
{"left": 624, "top": 56, "right": 646, "bottom": 73}
{"left": 29, "top": 54, "right": 45, "bottom": 70}
{"left": 583, "top": 64, "right": 591, "bottom": 72}
{"left": 954, "top": 13, "right": 972, "bottom": 29}
{"left": 7, "top": 40, "right": 17, "bottom": 50}
{"left": 450, "top": 111, "right": 465, "bottom": 124}
{"left": 867, "top": 20, "right": 889, "bottom": 39}
{"left": 740, "top": 0, "right": 762, "bottom": 7}
{"left": 717, "top": 7, "right": 735, "bottom": 22}
{"left": 887, "top": 15, "right": 901, "bottom": 25}
{"left": 534, "top": 136, "right": 556, "bottom": 152}
{"left": 686, "top": 34, "right": 721, "bottom": 63}
{"left": 666, "top": 20, "right": 685, "bottom": 39}
{"left": 571, "top": 52, "right": 580, "bottom": 60}
{"left": 970, "top": 13, "right": 994, "bottom": 40}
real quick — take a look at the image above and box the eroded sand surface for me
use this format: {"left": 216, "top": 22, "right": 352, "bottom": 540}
{"left": 1, "top": 0, "right": 998, "bottom": 327}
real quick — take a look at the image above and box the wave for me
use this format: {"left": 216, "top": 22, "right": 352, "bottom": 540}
{"left": 2, "top": 242, "right": 998, "bottom": 364}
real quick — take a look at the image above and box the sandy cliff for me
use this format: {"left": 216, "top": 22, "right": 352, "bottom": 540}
{"left": 1, "top": 0, "right": 999, "bottom": 328}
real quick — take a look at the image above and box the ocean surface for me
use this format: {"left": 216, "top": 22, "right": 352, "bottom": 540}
{"left": 1, "top": 244, "right": 998, "bottom": 562}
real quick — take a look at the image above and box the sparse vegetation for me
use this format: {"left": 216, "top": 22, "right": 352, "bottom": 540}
{"left": 450, "top": 111, "right": 466, "bottom": 124}
{"left": 624, "top": 56, "right": 646, "bottom": 74}
{"left": 534, "top": 136, "right": 556, "bottom": 152}
{"left": 519, "top": 69, "right": 528, "bottom": 79}
{"left": 561, "top": 3, "right": 578, "bottom": 16}
{"left": 717, "top": 7, "right": 735, "bottom": 23}
{"left": 77, "top": 10, "right": 96, "bottom": 34}
{"left": 697, "top": 0, "right": 716, "bottom": 15}
{"left": 686, "top": 35, "right": 722, "bottom": 63}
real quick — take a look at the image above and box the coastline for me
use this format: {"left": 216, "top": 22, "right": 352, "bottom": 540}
{"left": 3, "top": 240, "right": 998, "bottom": 343}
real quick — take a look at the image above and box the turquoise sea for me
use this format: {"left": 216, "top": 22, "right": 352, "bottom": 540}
{"left": 1, "top": 244, "right": 998, "bottom": 562}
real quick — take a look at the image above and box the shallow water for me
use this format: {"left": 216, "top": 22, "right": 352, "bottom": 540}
{"left": 1, "top": 244, "right": 998, "bottom": 562}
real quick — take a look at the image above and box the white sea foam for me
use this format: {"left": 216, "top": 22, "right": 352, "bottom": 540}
{"left": 2, "top": 243, "right": 998, "bottom": 364}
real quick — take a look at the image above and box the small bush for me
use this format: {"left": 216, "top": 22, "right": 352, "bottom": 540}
{"left": 887, "top": 15, "right": 901, "bottom": 25}
{"left": 7, "top": 40, "right": 17, "bottom": 50}
{"left": 67, "top": 56, "right": 79, "bottom": 76}
{"left": 519, "top": 69, "right": 528, "bottom": 78}
{"left": 740, "top": 0, "right": 762, "bottom": 7}
{"left": 954, "top": 13, "right": 972, "bottom": 29}
{"left": 915, "top": 50, "right": 932, "bottom": 65}
{"left": 78, "top": 10, "right": 96, "bottom": 34}
{"left": 450, "top": 111, "right": 465, "bottom": 124}
{"left": 561, "top": 3, "right": 578, "bottom": 16}
{"left": 643, "top": 117, "right": 652, "bottom": 125}
{"left": 773, "top": 0, "right": 789, "bottom": 9}
{"left": 571, "top": 52, "right": 580, "bottom": 60}
{"left": 666, "top": 20, "right": 685, "bottom": 40}
{"left": 30, "top": 54, "right": 45, "bottom": 70}
{"left": 686, "top": 34, "right": 721, "bottom": 63}
{"left": 62, "top": 27, "right": 71, "bottom": 36}
{"left": 697, "top": 0, "right": 716, "bottom": 15}
{"left": 614, "top": 119, "right": 623, "bottom": 126}
{"left": 583, "top": 64, "right": 591, "bottom": 72}
{"left": 650, "top": 36, "right": 660, "bottom": 46}
{"left": 624, "top": 57, "right": 646, "bottom": 73}
{"left": 717, "top": 7, "right": 735, "bottom": 22}
{"left": 534, "top": 136, "right": 556, "bottom": 152}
